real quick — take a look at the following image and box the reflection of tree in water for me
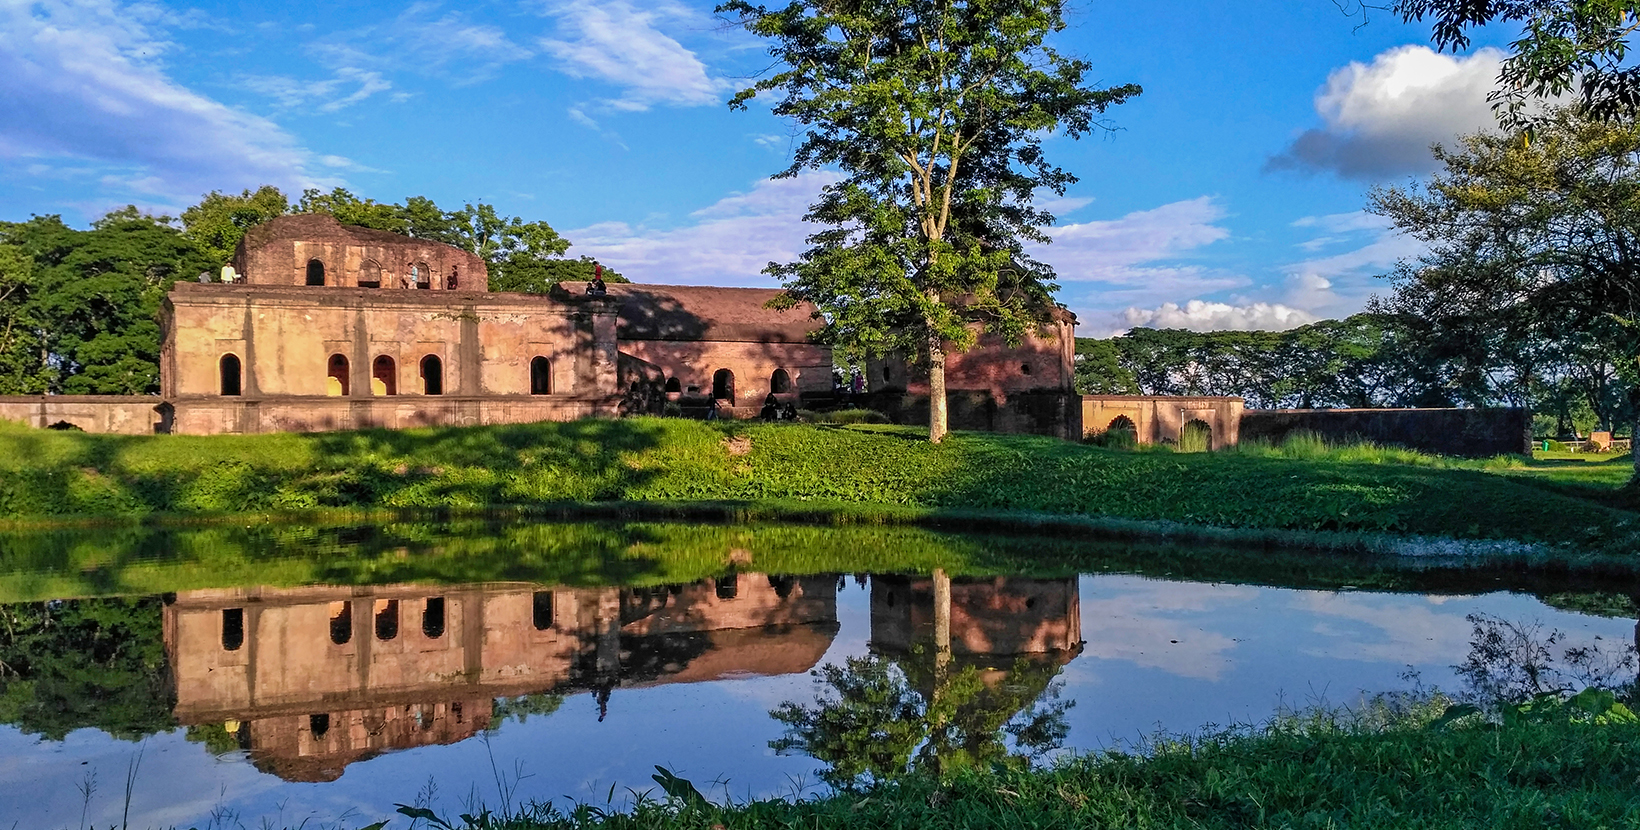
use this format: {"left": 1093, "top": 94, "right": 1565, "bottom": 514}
{"left": 0, "top": 597, "right": 174, "bottom": 741}
{"left": 1456, "top": 612, "right": 1637, "bottom": 707}
{"left": 769, "top": 651, "right": 1071, "bottom": 790}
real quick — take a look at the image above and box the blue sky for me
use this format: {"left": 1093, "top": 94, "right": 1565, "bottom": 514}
{"left": 0, "top": 0, "right": 1519, "bottom": 335}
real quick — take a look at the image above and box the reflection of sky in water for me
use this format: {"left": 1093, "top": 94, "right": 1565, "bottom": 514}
{"left": 2, "top": 575, "right": 1634, "bottom": 829}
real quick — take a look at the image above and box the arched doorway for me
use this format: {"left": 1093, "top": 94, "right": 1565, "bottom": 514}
{"left": 530, "top": 357, "right": 551, "bottom": 395}
{"left": 1103, "top": 415, "right": 1137, "bottom": 449}
{"left": 712, "top": 369, "right": 735, "bottom": 405}
{"left": 372, "top": 355, "right": 397, "bottom": 396}
{"left": 415, "top": 261, "right": 431, "bottom": 289}
{"left": 770, "top": 368, "right": 792, "bottom": 394}
{"left": 665, "top": 377, "right": 682, "bottom": 394}
{"left": 358, "top": 260, "right": 382, "bottom": 288}
{"left": 219, "top": 354, "right": 242, "bottom": 396}
{"left": 327, "top": 354, "right": 349, "bottom": 396}
{"left": 1181, "top": 419, "right": 1213, "bottom": 453}
{"left": 421, "top": 354, "right": 443, "bottom": 395}
{"left": 306, "top": 259, "right": 326, "bottom": 286}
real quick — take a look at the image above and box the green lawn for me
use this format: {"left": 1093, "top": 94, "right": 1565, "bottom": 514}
{"left": 1, "top": 419, "right": 1636, "bottom": 555}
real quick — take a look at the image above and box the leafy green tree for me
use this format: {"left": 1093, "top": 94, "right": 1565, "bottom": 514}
{"left": 1396, "top": 0, "right": 1640, "bottom": 130}
{"left": 1, "top": 209, "right": 213, "bottom": 394}
{"left": 0, "top": 597, "right": 175, "bottom": 742}
{"left": 179, "top": 186, "right": 290, "bottom": 267}
{"left": 295, "top": 187, "right": 409, "bottom": 234}
{"left": 0, "top": 243, "right": 50, "bottom": 394}
{"left": 1369, "top": 108, "right": 1640, "bottom": 477}
{"left": 721, "top": 0, "right": 1139, "bottom": 442}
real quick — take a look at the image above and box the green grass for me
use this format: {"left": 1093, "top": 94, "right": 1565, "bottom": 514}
{"left": 365, "top": 703, "right": 1640, "bottom": 830}
{"left": 0, "top": 418, "right": 1636, "bottom": 554}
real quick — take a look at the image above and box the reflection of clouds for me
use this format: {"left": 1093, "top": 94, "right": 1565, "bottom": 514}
{"left": 1293, "top": 593, "right": 1486, "bottom": 666}
{"left": 1077, "top": 578, "right": 1260, "bottom": 681}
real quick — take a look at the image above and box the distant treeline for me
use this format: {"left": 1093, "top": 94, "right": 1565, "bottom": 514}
{"left": 1075, "top": 314, "right": 1631, "bottom": 438}
{"left": 0, "top": 187, "right": 616, "bottom": 396}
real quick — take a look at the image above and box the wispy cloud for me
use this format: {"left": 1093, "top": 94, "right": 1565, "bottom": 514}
{"left": 0, "top": 0, "right": 319, "bottom": 203}
{"left": 563, "top": 171, "right": 841, "bottom": 284}
{"left": 538, "top": 0, "right": 724, "bottom": 111}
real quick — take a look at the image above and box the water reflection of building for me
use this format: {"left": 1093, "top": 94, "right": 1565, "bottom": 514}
{"left": 164, "top": 575, "right": 838, "bottom": 781}
{"left": 869, "top": 575, "right": 1082, "bottom": 660}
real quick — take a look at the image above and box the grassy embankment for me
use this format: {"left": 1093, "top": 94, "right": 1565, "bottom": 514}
{"left": 1, "top": 417, "right": 1635, "bottom": 555}
{"left": 377, "top": 703, "right": 1640, "bottom": 830}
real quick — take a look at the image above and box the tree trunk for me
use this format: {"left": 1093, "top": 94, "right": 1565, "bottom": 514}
{"left": 928, "top": 332, "right": 948, "bottom": 444}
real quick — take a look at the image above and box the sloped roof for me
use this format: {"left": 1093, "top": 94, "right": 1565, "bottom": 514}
{"left": 563, "top": 282, "right": 824, "bottom": 343}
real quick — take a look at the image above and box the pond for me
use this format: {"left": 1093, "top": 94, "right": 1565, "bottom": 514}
{"left": 0, "top": 519, "right": 1635, "bottom": 829}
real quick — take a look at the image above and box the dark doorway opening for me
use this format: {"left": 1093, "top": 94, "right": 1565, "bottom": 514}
{"left": 712, "top": 369, "right": 735, "bottom": 405}
{"left": 421, "top": 355, "right": 443, "bottom": 395}
{"left": 373, "top": 355, "right": 397, "bottom": 396}
{"left": 219, "top": 354, "right": 242, "bottom": 396}
{"left": 530, "top": 356, "right": 551, "bottom": 395}
{"left": 770, "top": 368, "right": 791, "bottom": 394}
{"left": 306, "top": 259, "right": 326, "bottom": 286}
{"left": 327, "top": 354, "right": 350, "bottom": 396}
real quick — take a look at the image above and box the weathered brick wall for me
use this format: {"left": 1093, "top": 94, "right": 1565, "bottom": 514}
{"left": 865, "top": 389, "right": 1083, "bottom": 440}
{"left": 166, "top": 395, "right": 617, "bottom": 435}
{"left": 234, "top": 214, "right": 487, "bottom": 290}
{"left": 1240, "top": 407, "right": 1533, "bottom": 457}
{"left": 0, "top": 396, "right": 166, "bottom": 434}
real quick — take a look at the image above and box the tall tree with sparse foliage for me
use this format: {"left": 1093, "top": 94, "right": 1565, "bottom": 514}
{"left": 1370, "top": 108, "right": 1640, "bottom": 479}
{"left": 720, "top": 0, "right": 1139, "bottom": 442}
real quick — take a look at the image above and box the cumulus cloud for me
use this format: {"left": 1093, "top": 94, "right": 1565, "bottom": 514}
{"left": 539, "top": 0, "right": 723, "bottom": 111}
{"left": 1270, "top": 45, "right": 1506, "bottom": 180}
{"left": 1119, "top": 300, "right": 1319, "bottom": 332}
{"left": 0, "top": 0, "right": 317, "bottom": 202}
{"left": 563, "top": 171, "right": 841, "bottom": 284}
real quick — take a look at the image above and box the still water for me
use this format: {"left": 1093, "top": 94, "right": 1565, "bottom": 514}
{"left": 0, "top": 520, "right": 1633, "bottom": 828}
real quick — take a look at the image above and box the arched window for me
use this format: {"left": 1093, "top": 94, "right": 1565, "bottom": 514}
{"left": 372, "top": 355, "right": 397, "bottom": 396}
{"left": 712, "top": 369, "right": 735, "bottom": 405}
{"left": 329, "top": 601, "right": 352, "bottom": 645}
{"left": 309, "top": 713, "right": 330, "bottom": 739}
{"left": 374, "top": 599, "right": 399, "bottom": 641}
{"left": 422, "top": 597, "right": 445, "bottom": 639}
{"left": 1020, "top": 363, "right": 1033, "bottom": 376}
{"left": 219, "top": 354, "right": 242, "bottom": 396}
{"left": 1102, "top": 415, "right": 1138, "bottom": 450}
{"left": 1181, "top": 419, "right": 1213, "bottom": 453}
{"left": 327, "top": 354, "right": 350, "bottom": 396}
{"left": 664, "top": 377, "right": 682, "bottom": 394}
{"left": 421, "top": 355, "right": 443, "bottom": 395}
{"left": 530, "top": 356, "right": 551, "bottom": 395}
{"left": 222, "top": 608, "right": 244, "bottom": 651}
{"left": 532, "top": 591, "right": 554, "bottom": 630}
{"left": 306, "top": 259, "right": 326, "bottom": 286}
{"left": 770, "top": 368, "right": 792, "bottom": 394}
{"left": 415, "top": 261, "right": 431, "bottom": 289}
{"left": 358, "top": 260, "right": 382, "bottom": 288}
{"left": 715, "top": 574, "right": 738, "bottom": 600}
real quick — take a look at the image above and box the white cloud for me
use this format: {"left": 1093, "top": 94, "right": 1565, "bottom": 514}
{"left": 240, "top": 67, "right": 393, "bottom": 112}
{"left": 563, "top": 171, "right": 842, "bottom": 284}
{"left": 1270, "top": 45, "right": 1506, "bottom": 180}
{"left": 1044, "top": 197, "right": 1232, "bottom": 284}
{"left": 1120, "top": 300, "right": 1319, "bottom": 332}
{"left": 0, "top": 0, "right": 320, "bottom": 203}
{"left": 538, "top": 0, "right": 723, "bottom": 111}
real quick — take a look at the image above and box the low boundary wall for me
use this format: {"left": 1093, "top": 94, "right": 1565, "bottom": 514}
{"left": 168, "top": 395, "right": 620, "bottom": 435}
{"left": 1081, "top": 396, "right": 1244, "bottom": 450}
{"left": 866, "top": 390, "right": 1083, "bottom": 440}
{"left": 1240, "top": 407, "right": 1532, "bottom": 457}
{"left": 0, "top": 396, "right": 167, "bottom": 434}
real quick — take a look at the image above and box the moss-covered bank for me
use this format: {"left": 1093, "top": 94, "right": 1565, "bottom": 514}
{"left": 1, "top": 418, "right": 1634, "bottom": 553}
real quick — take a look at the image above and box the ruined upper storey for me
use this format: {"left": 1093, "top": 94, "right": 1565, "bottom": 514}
{"left": 231, "top": 214, "right": 489, "bottom": 291}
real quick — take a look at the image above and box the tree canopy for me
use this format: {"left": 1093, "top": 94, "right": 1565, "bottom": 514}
{"left": 722, "top": 0, "right": 1139, "bottom": 441}
{"left": 1369, "top": 108, "right": 1640, "bottom": 461}
{"left": 1396, "top": 0, "right": 1640, "bottom": 130}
